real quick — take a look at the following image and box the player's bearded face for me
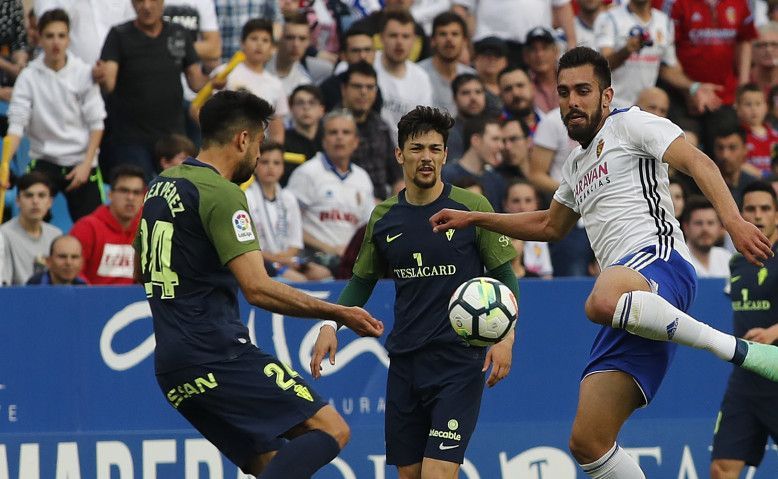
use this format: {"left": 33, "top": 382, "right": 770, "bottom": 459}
{"left": 563, "top": 90, "right": 605, "bottom": 145}
{"left": 233, "top": 132, "right": 261, "bottom": 184}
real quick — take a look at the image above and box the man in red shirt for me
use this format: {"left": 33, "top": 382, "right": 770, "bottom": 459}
{"left": 669, "top": 0, "right": 757, "bottom": 151}
{"left": 70, "top": 165, "right": 146, "bottom": 285}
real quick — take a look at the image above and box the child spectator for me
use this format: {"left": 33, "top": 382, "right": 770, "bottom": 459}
{"left": 736, "top": 83, "right": 778, "bottom": 177}
{"left": 210, "top": 18, "right": 287, "bottom": 144}
{"left": 244, "top": 141, "right": 331, "bottom": 282}
{"left": 155, "top": 134, "right": 197, "bottom": 171}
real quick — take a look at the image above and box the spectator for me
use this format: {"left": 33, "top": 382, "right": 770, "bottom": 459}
{"left": 155, "top": 133, "right": 196, "bottom": 171}
{"left": 214, "top": 0, "right": 282, "bottom": 62}
{"left": 528, "top": 108, "right": 577, "bottom": 195}
{"left": 669, "top": 176, "right": 688, "bottom": 219}
{"left": 768, "top": 84, "right": 778, "bottom": 130}
{"left": 443, "top": 116, "right": 507, "bottom": 211}
{"left": 498, "top": 65, "right": 542, "bottom": 134}
{"left": 596, "top": 0, "right": 716, "bottom": 112}
{"left": 95, "top": 0, "right": 209, "bottom": 181}
{"left": 0, "top": 172, "right": 62, "bottom": 285}
{"left": 287, "top": 110, "right": 374, "bottom": 274}
{"left": 575, "top": 0, "right": 604, "bottom": 48}
{"left": 0, "top": 0, "right": 29, "bottom": 128}
{"left": 712, "top": 124, "right": 760, "bottom": 206}
{"left": 244, "top": 141, "right": 331, "bottom": 281}
{"left": 319, "top": 26, "right": 380, "bottom": 112}
{"left": 211, "top": 18, "right": 287, "bottom": 144}
{"left": 682, "top": 196, "right": 732, "bottom": 277}
{"left": 283, "top": 84, "right": 325, "bottom": 184}
{"left": 5, "top": 8, "right": 106, "bottom": 223}
{"left": 636, "top": 86, "right": 670, "bottom": 117}
{"left": 447, "top": 73, "right": 490, "bottom": 162}
{"left": 503, "top": 180, "right": 553, "bottom": 278}
{"left": 373, "top": 9, "right": 434, "bottom": 143}
{"left": 410, "top": 0, "right": 451, "bottom": 36}
{"left": 472, "top": 36, "right": 509, "bottom": 100}
{"left": 34, "top": 0, "right": 134, "bottom": 66}
{"left": 452, "top": 0, "right": 576, "bottom": 67}
{"left": 267, "top": 13, "right": 333, "bottom": 96}
{"left": 341, "top": 61, "right": 401, "bottom": 199}
{"left": 736, "top": 83, "right": 778, "bottom": 177}
{"left": 417, "top": 12, "right": 474, "bottom": 115}
{"left": 26, "top": 234, "right": 87, "bottom": 285}
{"left": 750, "top": 23, "right": 778, "bottom": 99}
{"left": 70, "top": 165, "right": 145, "bottom": 285}
{"left": 670, "top": 0, "right": 757, "bottom": 152}
{"left": 524, "top": 27, "right": 560, "bottom": 115}
{"left": 351, "top": 2, "right": 431, "bottom": 62}
{"left": 25, "top": 7, "right": 41, "bottom": 60}
{"left": 497, "top": 117, "right": 532, "bottom": 180}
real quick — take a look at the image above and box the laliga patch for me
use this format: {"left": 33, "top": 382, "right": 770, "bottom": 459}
{"left": 232, "top": 210, "right": 256, "bottom": 242}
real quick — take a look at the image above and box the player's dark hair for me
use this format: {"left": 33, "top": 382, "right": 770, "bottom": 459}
{"left": 38, "top": 8, "right": 69, "bottom": 33}
{"left": 16, "top": 171, "right": 53, "bottom": 197}
{"left": 260, "top": 140, "right": 284, "bottom": 156}
{"left": 289, "top": 84, "right": 323, "bottom": 105}
{"left": 557, "top": 46, "right": 611, "bottom": 91}
{"left": 154, "top": 134, "right": 197, "bottom": 162}
{"left": 680, "top": 195, "right": 715, "bottom": 225}
{"left": 712, "top": 123, "right": 747, "bottom": 144}
{"left": 397, "top": 106, "right": 455, "bottom": 150}
{"left": 241, "top": 18, "right": 273, "bottom": 42}
{"left": 742, "top": 181, "right": 778, "bottom": 208}
{"left": 497, "top": 65, "right": 530, "bottom": 86}
{"left": 109, "top": 164, "right": 147, "bottom": 188}
{"left": 736, "top": 82, "right": 763, "bottom": 103}
{"left": 341, "top": 25, "right": 372, "bottom": 52}
{"left": 342, "top": 60, "right": 377, "bottom": 84}
{"left": 379, "top": 9, "right": 415, "bottom": 33}
{"left": 200, "top": 90, "right": 274, "bottom": 148}
{"left": 431, "top": 11, "right": 467, "bottom": 38}
{"left": 462, "top": 115, "right": 500, "bottom": 151}
{"left": 452, "top": 73, "right": 483, "bottom": 97}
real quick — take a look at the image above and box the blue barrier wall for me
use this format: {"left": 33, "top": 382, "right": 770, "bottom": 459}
{"left": 0, "top": 279, "right": 774, "bottom": 478}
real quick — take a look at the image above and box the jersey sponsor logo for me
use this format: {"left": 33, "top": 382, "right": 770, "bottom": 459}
{"left": 574, "top": 161, "right": 611, "bottom": 204}
{"left": 144, "top": 180, "right": 186, "bottom": 217}
{"left": 232, "top": 210, "right": 256, "bottom": 242}
{"left": 97, "top": 244, "right": 135, "bottom": 278}
{"left": 386, "top": 232, "right": 403, "bottom": 243}
{"left": 393, "top": 264, "right": 457, "bottom": 279}
{"left": 166, "top": 373, "right": 219, "bottom": 408}
{"left": 689, "top": 28, "right": 737, "bottom": 44}
{"left": 429, "top": 428, "right": 461, "bottom": 441}
{"left": 732, "top": 300, "right": 771, "bottom": 311}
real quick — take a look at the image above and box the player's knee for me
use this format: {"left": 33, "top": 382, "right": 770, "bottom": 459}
{"left": 324, "top": 415, "right": 351, "bottom": 449}
{"left": 584, "top": 291, "right": 617, "bottom": 325}
{"left": 710, "top": 459, "right": 742, "bottom": 479}
{"left": 568, "top": 430, "right": 612, "bottom": 465}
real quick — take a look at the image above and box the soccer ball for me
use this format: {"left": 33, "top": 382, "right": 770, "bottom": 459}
{"left": 448, "top": 277, "right": 518, "bottom": 347}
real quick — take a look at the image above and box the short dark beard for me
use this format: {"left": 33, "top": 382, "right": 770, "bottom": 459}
{"left": 563, "top": 95, "right": 605, "bottom": 147}
{"left": 232, "top": 151, "right": 256, "bottom": 185}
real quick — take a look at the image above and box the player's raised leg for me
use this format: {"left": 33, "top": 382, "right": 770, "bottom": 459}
{"left": 256, "top": 405, "right": 349, "bottom": 478}
{"left": 570, "top": 371, "right": 646, "bottom": 478}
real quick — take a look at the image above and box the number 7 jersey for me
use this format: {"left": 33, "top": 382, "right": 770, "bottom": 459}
{"left": 134, "top": 158, "right": 260, "bottom": 374}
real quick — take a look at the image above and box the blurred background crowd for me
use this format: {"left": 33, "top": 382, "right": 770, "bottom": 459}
{"left": 1, "top": 0, "right": 777, "bottom": 286}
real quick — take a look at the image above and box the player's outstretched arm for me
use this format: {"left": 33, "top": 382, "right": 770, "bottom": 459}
{"left": 229, "top": 250, "right": 384, "bottom": 337}
{"left": 430, "top": 200, "right": 579, "bottom": 242}
{"left": 311, "top": 275, "right": 379, "bottom": 379}
{"left": 663, "top": 137, "right": 773, "bottom": 266}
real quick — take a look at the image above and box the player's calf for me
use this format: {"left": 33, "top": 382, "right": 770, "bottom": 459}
{"left": 710, "top": 459, "right": 745, "bottom": 479}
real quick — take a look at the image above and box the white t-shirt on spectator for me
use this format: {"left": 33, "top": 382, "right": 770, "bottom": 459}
{"left": 524, "top": 240, "right": 554, "bottom": 276}
{"left": 575, "top": 17, "right": 598, "bottom": 48}
{"left": 373, "top": 51, "right": 434, "bottom": 144}
{"left": 532, "top": 108, "right": 577, "bottom": 182}
{"left": 453, "top": 0, "right": 570, "bottom": 43}
{"left": 687, "top": 245, "right": 732, "bottom": 278}
{"left": 286, "top": 152, "right": 375, "bottom": 248}
{"left": 594, "top": 5, "right": 677, "bottom": 109}
{"left": 212, "top": 63, "right": 290, "bottom": 119}
{"left": 244, "top": 182, "right": 304, "bottom": 254}
{"left": 266, "top": 54, "right": 313, "bottom": 97}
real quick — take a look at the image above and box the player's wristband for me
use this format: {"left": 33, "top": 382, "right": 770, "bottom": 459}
{"left": 688, "top": 82, "right": 701, "bottom": 96}
{"left": 322, "top": 320, "right": 340, "bottom": 332}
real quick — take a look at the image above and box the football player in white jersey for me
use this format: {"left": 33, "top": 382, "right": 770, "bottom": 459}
{"left": 430, "top": 47, "right": 776, "bottom": 479}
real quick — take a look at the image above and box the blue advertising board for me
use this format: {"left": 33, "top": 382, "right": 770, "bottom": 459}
{"left": 0, "top": 279, "right": 775, "bottom": 478}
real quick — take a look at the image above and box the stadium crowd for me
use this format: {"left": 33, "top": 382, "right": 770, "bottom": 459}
{"left": 1, "top": 0, "right": 778, "bottom": 286}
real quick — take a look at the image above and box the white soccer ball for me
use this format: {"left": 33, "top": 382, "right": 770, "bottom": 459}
{"left": 448, "top": 277, "right": 518, "bottom": 347}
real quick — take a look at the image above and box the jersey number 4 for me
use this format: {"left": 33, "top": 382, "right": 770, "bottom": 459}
{"left": 139, "top": 219, "right": 180, "bottom": 299}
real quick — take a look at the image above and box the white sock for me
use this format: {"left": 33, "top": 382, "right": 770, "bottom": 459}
{"left": 581, "top": 443, "right": 646, "bottom": 479}
{"left": 612, "top": 291, "right": 736, "bottom": 361}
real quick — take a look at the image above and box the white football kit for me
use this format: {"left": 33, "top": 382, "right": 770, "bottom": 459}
{"left": 553, "top": 107, "right": 692, "bottom": 268}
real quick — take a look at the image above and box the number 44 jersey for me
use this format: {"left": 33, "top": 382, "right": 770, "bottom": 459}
{"left": 134, "top": 158, "right": 260, "bottom": 374}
